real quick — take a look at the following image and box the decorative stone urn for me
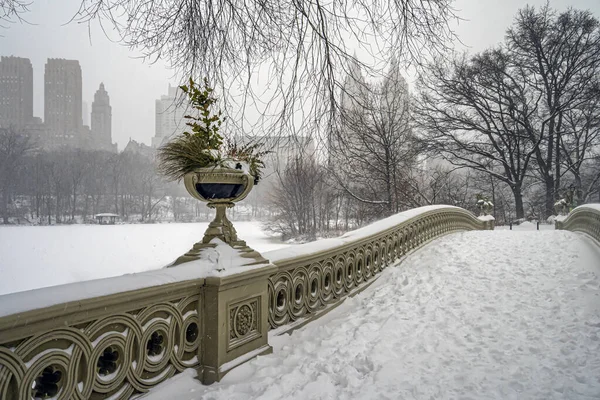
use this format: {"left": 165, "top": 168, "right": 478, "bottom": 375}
{"left": 554, "top": 198, "right": 569, "bottom": 216}
{"left": 171, "top": 166, "right": 268, "bottom": 266}
{"left": 476, "top": 197, "right": 493, "bottom": 217}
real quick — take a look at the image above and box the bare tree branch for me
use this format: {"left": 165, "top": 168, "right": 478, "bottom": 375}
{"left": 70, "top": 0, "right": 458, "bottom": 143}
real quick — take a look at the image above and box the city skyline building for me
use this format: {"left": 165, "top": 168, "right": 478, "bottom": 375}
{"left": 2, "top": 54, "right": 178, "bottom": 150}
{"left": 152, "top": 84, "right": 188, "bottom": 148}
{"left": 0, "top": 56, "right": 34, "bottom": 129}
{"left": 44, "top": 58, "right": 83, "bottom": 147}
{"left": 91, "top": 82, "right": 116, "bottom": 151}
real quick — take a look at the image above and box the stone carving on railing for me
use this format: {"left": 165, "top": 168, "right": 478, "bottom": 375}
{"left": 228, "top": 297, "right": 261, "bottom": 350}
{"left": 266, "top": 207, "right": 488, "bottom": 330}
{"left": 0, "top": 292, "right": 201, "bottom": 400}
{"left": 555, "top": 204, "right": 600, "bottom": 243}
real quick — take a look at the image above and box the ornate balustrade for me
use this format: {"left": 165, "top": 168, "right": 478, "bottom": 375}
{"left": 0, "top": 205, "right": 489, "bottom": 399}
{"left": 264, "top": 205, "right": 490, "bottom": 330}
{"left": 555, "top": 204, "right": 600, "bottom": 243}
{"left": 0, "top": 260, "right": 275, "bottom": 399}
{"left": 0, "top": 279, "right": 204, "bottom": 400}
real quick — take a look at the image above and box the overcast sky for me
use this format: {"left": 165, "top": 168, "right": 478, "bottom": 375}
{"left": 1, "top": 0, "right": 599, "bottom": 150}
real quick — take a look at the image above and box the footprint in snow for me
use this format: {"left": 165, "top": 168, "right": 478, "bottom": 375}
{"left": 585, "top": 320, "right": 600, "bottom": 328}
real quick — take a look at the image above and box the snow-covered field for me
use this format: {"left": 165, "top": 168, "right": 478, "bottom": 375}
{"left": 0, "top": 221, "right": 286, "bottom": 295}
{"left": 143, "top": 229, "right": 600, "bottom": 400}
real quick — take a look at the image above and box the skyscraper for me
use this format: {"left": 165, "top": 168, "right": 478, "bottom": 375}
{"left": 0, "top": 56, "right": 33, "bottom": 129}
{"left": 91, "top": 83, "right": 114, "bottom": 151}
{"left": 152, "top": 84, "right": 188, "bottom": 148}
{"left": 44, "top": 58, "right": 82, "bottom": 145}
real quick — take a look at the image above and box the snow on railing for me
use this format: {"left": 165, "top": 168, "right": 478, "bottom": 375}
{"left": 0, "top": 242, "right": 276, "bottom": 398}
{"left": 555, "top": 204, "right": 600, "bottom": 244}
{"left": 0, "top": 279, "right": 204, "bottom": 399}
{"left": 0, "top": 205, "right": 488, "bottom": 399}
{"left": 265, "top": 205, "right": 490, "bottom": 331}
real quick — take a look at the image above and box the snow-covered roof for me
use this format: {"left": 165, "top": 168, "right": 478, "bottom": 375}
{"left": 94, "top": 213, "right": 120, "bottom": 218}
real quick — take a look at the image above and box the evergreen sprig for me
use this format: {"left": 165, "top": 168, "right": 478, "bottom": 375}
{"left": 157, "top": 78, "right": 268, "bottom": 183}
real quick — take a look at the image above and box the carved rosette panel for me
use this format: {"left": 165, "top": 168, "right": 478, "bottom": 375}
{"left": 0, "top": 296, "right": 201, "bottom": 400}
{"left": 268, "top": 208, "right": 488, "bottom": 329}
{"left": 228, "top": 297, "right": 260, "bottom": 351}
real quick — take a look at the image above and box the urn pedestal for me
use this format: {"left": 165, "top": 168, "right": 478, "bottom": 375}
{"left": 171, "top": 167, "right": 268, "bottom": 266}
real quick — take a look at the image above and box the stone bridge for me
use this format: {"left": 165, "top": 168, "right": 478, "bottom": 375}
{"left": 0, "top": 205, "right": 598, "bottom": 399}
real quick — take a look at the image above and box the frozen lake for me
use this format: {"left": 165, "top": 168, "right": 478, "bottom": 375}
{"left": 0, "top": 221, "right": 287, "bottom": 295}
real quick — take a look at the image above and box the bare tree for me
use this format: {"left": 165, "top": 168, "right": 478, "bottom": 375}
{"left": 65, "top": 150, "right": 92, "bottom": 221}
{"left": 266, "top": 154, "right": 330, "bottom": 239}
{"left": 407, "top": 163, "right": 473, "bottom": 210}
{"left": 0, "top": 0, "right": 30, "bottom": 27}
{"left": 0, "top": 127, "right": 31, "bottom": 223}
{"left": 68, "top": 0, "right": 458, "bottom": 142}
{"left": 331, "top": 61, "right": 417, "bottom": 217}
{"left": 559, "top": 81, "right": 600, "bottom": 202}
{"left": 414, "top": 49, "right": 536, "bottom": 219}
{"left": 506, "top": 5, "right": 600, "bottom": 216}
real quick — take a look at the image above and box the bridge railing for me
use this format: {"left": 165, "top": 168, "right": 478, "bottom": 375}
{"left": 555, "top": 204, "right": 600, "bottom": 243}
{"left": 264, "top": 205, "right": 492, "bottom": 330}
{"left": 0, "top": 205, "right": 489, "bottom": 399}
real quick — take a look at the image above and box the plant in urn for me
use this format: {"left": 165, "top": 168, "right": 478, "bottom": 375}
{"left": 157, "top": 78, "right": 269, "bottom": 266}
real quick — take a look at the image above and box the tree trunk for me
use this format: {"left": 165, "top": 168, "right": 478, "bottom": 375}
{"left": 1, "top": 192, "right": 9, "bottom": 224}
{"left": 490, "top": 176, "right": 497, "bottom": 221}
{"left": 554, "top": 112, "right": 563, "bottom": 200}
{"left": 544, "top": 175, "right": 555, "bottom": 218}
{"left": 83, "top": 195, "right": 89, "bottom": 222}
{"left": 55, "top": 192, "right": 61, "bottom": 224}
{"left": 71, "top": 188, "right": 77, "bottom": 221}
{"left": 512, "top": 184, "right": 525, "bottom": 219}
{"left": 34, "top": 188, "right": 40, "bottom": 219}
{"left": 113, "top": 182, "right": 119, "bottom": 214}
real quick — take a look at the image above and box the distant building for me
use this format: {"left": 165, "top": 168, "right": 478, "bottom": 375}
{"left": 339, "top": 56, "right": 367, "bottom": 113}
{"left": 94, "top": 213, "right": 120, "bottom": 225}
{"left": 0, "top": 56, "right": 34, "bottom": 129}
{"left": 91, "top": 83, "right": 116, "bottom": 152}
{"left": 152, "top": 84, "right": 188, "bottom": 148}
{"left": 123, "top": 138, "right": 154, "bottom": 159}
{"left": 44, "top": 58, "right": 83, "bottom": 147}
{"left": 328, "top": 56, "right": 367, "bottom": 166}
{"left": 23, "top": 117, "right": 48, "bottom": 148}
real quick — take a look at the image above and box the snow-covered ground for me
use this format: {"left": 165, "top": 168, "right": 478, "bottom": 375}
{"left": 0, "top": 221, "right": 286, "bottom": 295}
{"left": 143, "top": 229, "right": 600, "bottom": 400}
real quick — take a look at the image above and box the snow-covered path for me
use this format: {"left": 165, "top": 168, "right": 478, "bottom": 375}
{"left": 144, "top": 230, "right": 600, "bottom": 400}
